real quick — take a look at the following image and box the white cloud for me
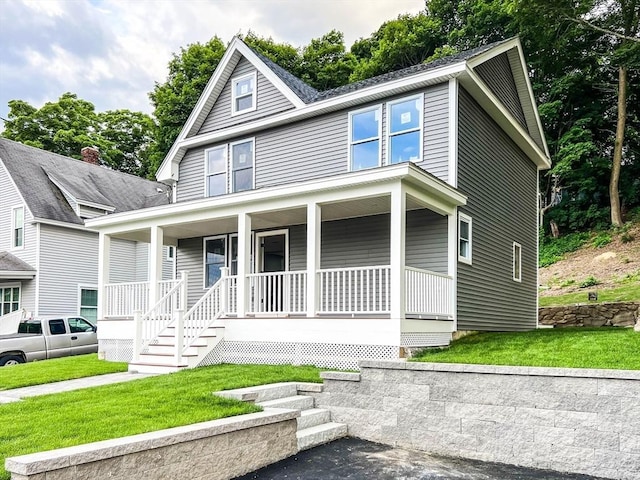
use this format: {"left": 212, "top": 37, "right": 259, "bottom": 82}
{"left": 0, "top": 0, "right": 425, "bottom": 124}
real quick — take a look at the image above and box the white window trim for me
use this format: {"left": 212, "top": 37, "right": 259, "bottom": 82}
{"left": 348, "top": 104, "right": 382, "bottom": 172}
{"left": 204, "top": 145, "right": 228, "bottom": 197}
{"left": 230, "top": 137, "right": 256, "bottom": 193}
{"left": 513, "top": 242, "right": 522, "bottom": 282}
{"left": 458, "top": 213, "right": 472, "bottom": 265}
{"left": 77, "top": 284, "right": 98, "bottom": 319}
{"left": 203, "top": 235, "right": 227, "bottom": 289}
{"left": 11, "top": 205, "right": 25, "bottom": 250}
{"left": 0, "top": 284, "right": 21, "bottom": 316}
{"left": 386, "top": 93, "right": 424, "bottom": 165}
{"left": 231, "top": 71, "right": 257, "bottom": 116}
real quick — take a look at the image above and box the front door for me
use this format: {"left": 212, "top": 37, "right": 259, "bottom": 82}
{"left": 255, "top": 230, "right": 288, "bottom": 312}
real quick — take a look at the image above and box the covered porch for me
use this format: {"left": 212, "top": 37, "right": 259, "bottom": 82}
{"left": 89, "top": 163, "right": 466, "bottom": 369}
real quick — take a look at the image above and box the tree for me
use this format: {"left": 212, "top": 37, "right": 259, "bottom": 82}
{"left": 1, "top": 93, "right": 156, "bottom": 176}
{"left": 298, "top": 30, "right": 356, "bottom": 90}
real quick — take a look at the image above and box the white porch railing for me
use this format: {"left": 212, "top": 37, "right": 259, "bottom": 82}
{"left": 104, "top": 279, "right": 180, "bottom": 317}
{"left": 318, "top": 266, "right": 391, "bottom": 314}
{"left": 405, "top": 267, "right": 453, "bottom": 317}
{"left": 248, "top": 271, "right": 307, "bottom": 314}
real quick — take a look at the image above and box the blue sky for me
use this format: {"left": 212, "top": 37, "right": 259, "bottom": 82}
{"left": 0, "top": 0, "right": 424, "bottom": 125}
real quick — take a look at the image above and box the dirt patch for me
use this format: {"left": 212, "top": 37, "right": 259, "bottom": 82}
{"left": 539, "top": 223, "right": 640, "bottom": 297}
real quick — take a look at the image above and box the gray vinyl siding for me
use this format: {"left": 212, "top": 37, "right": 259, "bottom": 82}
{"left": 474, "top": 53, "right": 527, "bottom": 128}
{"left": 176, "top": 237, "right": 205, "bottom": 308}
{"left": 456, "top": 88, "right": 538, "bottom": 331}
{"left": 177, "top": 84, "right": 451, "bottom": 202}
{"left": 289, "top": 225, "right": 306, "bottom": 271}
{"left": 110, "top": 239, "right": 138, "bottom": 283}
{"left": 37, "top": 224, "right": 98, "bottom": 316}
{"left": 197, "top": 58, "right": 294, "bottom": 135}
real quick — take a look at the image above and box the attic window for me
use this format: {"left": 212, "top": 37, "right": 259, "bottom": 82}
{"left": 12, "top": 206, "right": 24, "bottom": 249}
{"left": 232, "top": 72, "right": 257, "bottom": 115}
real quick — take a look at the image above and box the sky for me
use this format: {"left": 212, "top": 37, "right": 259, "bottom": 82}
{"left": 0, "top": 0, "right": 425, "bottom": 125}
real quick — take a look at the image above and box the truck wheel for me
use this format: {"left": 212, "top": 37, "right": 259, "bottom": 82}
{"left": 0, "top": 355, "right": 24, "bottom": 366}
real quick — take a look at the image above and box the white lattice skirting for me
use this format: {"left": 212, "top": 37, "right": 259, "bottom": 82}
{"left": 99, "top": 339, "right": 134, "bottom": 363}
{"left": 400, "top": 332, "right": 452, "bottom": 347}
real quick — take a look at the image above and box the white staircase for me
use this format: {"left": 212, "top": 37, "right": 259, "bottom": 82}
{"left": 218, "top": 382, "right": 347, "bottom": 451}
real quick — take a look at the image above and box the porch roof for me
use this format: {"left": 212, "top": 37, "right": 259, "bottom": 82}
{"left": 85, "top": 163, "right": 466, "bottom": 243}
{"left": 0, "top": 251, "right": 36, "bottom": 280}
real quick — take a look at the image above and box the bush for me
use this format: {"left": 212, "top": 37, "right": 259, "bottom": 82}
{"left": 539, "top": 232, "right": 590, "bottom": 267}
{"left": 592, "top": 232, "right": 612, "bottom": 248}
{"left": 579, "top": 276, "right": 600, "bottom": 288}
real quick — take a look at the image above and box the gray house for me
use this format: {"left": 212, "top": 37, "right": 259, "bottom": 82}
{"left": 0, "top": 139, "right": 173, "bottom": 333}
{"left": 87, "top": 36, "right": 550, "bottom": 372}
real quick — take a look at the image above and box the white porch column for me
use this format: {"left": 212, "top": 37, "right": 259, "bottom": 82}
{"left": 237, "top": 212, "right": 252, "bottom": 317}
{"left": 97, "top": 232, "right": 111, "bottom": 320}
{"left": 149, "top": 225, "right": 164, "bottom": 306}
{"left": 306, "top": 202, "right": 321, "bottom": 317}
{"left": 390, "top": 185, "right": 406, "bottom": 327}
{"left": 448, "top": 212, "right": 458, "bottom": 329}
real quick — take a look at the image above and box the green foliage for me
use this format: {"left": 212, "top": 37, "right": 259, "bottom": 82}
{"left": 592, "top": 232, "right": 612, "bottom": 248}
{"left": 579, "top": 276, "right": 600, "bottom": 288}
{"left": 299, "top": 30, "right": 356, "bottom": 90}
{"left": 539, "top": 231, "right": 590, "bottom": 266}
{"left": 412, "top": 328, "right": 640, "bottom": 369}
{"left": 1, "top": 93, "right": 156, "bottom": 176}
{"left": 0, "top": 364, "right": 321, "bottom": 480}
{"left": 539, "top": 281, "right": 640, "bottom": 305}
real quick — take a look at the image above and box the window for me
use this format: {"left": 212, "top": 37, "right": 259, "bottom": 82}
{"left": 0, "top": 286, "right": 20, "bottom": 316}
{"left": 349, "top": 105, "right": 381, "bottom": 171}
{"left": 69, "top": 317, "right": 95, "bottom": 333}
{"left": 458, "top": 213, "right": 472, "bottom": 264}
{"left": 167, "top": 246, "right": 175, "bottom": 261}
{"left": 12, "top": 206, "right": 24, "bottom": 249}
{"left": 206, "top": 146, "right": 227, "bottom": 197}
{"left": 231, "top": 140, "right": 254, "bottom": 192}
{"left": 232, "top": 72, "right": 256, "bottom": 115}
{"left": 79, "top": 288, "right": 98, "bottom": 323}
{"left": 387, "top": 95, "right": 422, "bottom": 164}
{"left": 513, "top": 242, "right": 522, "bottom": 282}
{"left": 48, "top": 319, "right": 67, "bottom": 335}
{"left": 204, "top": 236, "right": 226, "bottom": 288}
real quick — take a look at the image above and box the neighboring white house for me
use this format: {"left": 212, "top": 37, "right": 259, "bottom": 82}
{"left": 87, "top": 36, "right": 551, "bottom": 372}
{"left": 0, "top": 139, "right": 174, "bottom": 335}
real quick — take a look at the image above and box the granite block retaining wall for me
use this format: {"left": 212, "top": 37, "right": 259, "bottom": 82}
{"left": 5, "top": 409, "right": 298, "bottom": 480}
{"left": 317, "top": 361, "right": 640, "bottom": 480}
{"left": 539, "top": 301, "right": 640, "bottom": 327}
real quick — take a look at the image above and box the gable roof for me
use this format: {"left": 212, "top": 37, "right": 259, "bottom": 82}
{"left": 157, "top": 36, "right": 550, "bottom": 182}
{"left": 0, "top": 138, "right": 170, "bottom": 226}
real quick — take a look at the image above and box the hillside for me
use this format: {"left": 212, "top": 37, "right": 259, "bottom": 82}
{"left": 539, "top": 223, "right": 640, "bottom": 303}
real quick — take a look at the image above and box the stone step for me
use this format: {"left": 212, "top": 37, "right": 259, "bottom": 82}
{"left": 258, "top": 395, "right": 314, "bottom": 411}
{"left": 218, "top": 383, "right": 299, "bottom": 403}
{"left": 297, "top": 408, "right": 331, "bottom": 430}
{"left": 296, "top": 422, "right": 348, "bottom": 451}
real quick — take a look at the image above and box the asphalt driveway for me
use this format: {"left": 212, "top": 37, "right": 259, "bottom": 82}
{"left": 236, "top": 438, "right": 603, "bottom": 480}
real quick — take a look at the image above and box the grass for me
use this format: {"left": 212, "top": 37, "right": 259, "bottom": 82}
{"left": 539, "top": 278, "right": 640, "bottom": 307}
{"left": 0, "top": 363, "right": 320, "bottom": 480}
{"left": 0, "top": 354, "right": 128, "bottom": 391}
{"left": 412, "top": 328, "right": 640, "bottom": 370}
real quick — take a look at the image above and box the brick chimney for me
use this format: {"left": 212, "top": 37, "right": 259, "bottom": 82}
{"left": 81, "top": 146, "right": 100, "bottom": 165}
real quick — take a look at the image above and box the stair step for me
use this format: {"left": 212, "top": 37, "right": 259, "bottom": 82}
{"left": 128, "top": 362, "right": 188, "bottom": 374}
{"left": 258, "top": 395, "right": 314, "bottom": 411}
{"left": 296, "top": 422, "right": 347, "bottom": 451}
{"left": 218, "top": 383, "right": 299, "bottom": 403}
{"left": 297, "top": 408, "right": 331, "bottom": 430}
{"left": 135, "top": 354, "right": 195, "bottom": 367}
{"left": 145, "top": 345, "right": 200, "bottom": 356}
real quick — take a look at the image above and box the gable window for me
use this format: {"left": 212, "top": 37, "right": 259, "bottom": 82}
{"left": 232, "top": 72, "right": 256, "bottom": 115}
{"left": 231, "top": 139, "right": 254, "bottom": 193}
{"left": 513, "top": 242, "right": 522, "bottom": 282}
{"left": 349, "top": 105, "right": 381, "bottom": 171}
{"left": 387, "top": 95, "right": 423, "bottom": 164}
{"left": 79, "top": 287, "right": 98, "bottom": 323}
{"left": 458, "top": 213, "right": 472, "bottom": 264}
{"left": 0, "top": 286, "right": 20, "bottom": 316}
{"left": 204, "top": 236, "right": 226, "bottom": 288}
{"left": 12, "top": 206, "right": 24, "bottom": 249}
{"left": 206, "top": 146, "right": 226, "bottom": 197}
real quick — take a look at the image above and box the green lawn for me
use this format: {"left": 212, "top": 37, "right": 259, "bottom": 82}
{"left": 0, "top": 354, "right": 128, "bottom": 391}
{"left": 413, "top": 328, "right": 640, "bottom": 370}
{"left": 539, "top": 282, "right": 640, "bottom": 307}
{"left": 0, "top": 363, "right": 320, "bottom": 480}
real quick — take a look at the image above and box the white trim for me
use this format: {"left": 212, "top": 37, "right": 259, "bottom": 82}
{"left": 447, "top": 78, "right": 459, "bottom": 188}
{"left": 458, "top": 213, "right": 472, "bottom": 265}
{"left": 10, "top": 205, "right": 25, "bottom": 250}
{"left": 229, "top": 137, "right": 256, "bottom": 193}
{"left": 513, "top": 241, "right": 522, "bottom": 283}
{"left": 203, "top": 235, "right": 227, "bottom": 289}
{"left": 536, "top": 170, "right": 540, "bottom": 328}
{"left": 78, "top": 284, "right": 98, "bottom": 321}
{"left": 204, "top": 145, "right": 228, "bottom": 197}
{"left": 31, "top": 217, "right": 96, "bottom": 232}
{"left": 447, "top": 213, "right": 458, "bottom": 331}
{"left": 0, "top": 283, "right": 21, "bottom": 316}
{"left": 386, "top": 93, "right": 423, "bottom": 165}
{"left": 34, "top": 222, "right": 41, "bottom": 315}
{"left": 348, "top": 104, "right": 382, "bottom": 171}
{"left": 231, "top": 71, "right": 257, "bottom": 116}
{"left": 0, "top": 159, "right": 35, "bottom": 221}
{"left": 255, "top": 229, "right": 289, "bottom": 273}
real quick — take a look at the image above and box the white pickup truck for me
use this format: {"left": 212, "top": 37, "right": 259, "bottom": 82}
{"left": 0, "top": 317, "right": 97, "bottom": 366}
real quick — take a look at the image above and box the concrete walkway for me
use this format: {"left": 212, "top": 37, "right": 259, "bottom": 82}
{"left": 0, "top": 372, "right": 156, "bottom": 403}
